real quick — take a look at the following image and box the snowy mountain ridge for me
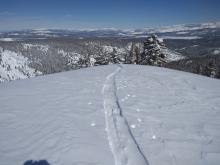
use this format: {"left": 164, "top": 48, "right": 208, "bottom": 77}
{"left": 0, "top": 65, "right": 219, "bottom": 165}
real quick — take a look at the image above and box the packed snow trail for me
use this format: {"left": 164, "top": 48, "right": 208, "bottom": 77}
{"left": 102, "top": 65, "right": 149, "bottom": 165}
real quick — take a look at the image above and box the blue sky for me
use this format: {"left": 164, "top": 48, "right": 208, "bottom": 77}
{"left": 0, "top": 0, "right": 220, "bottom": 30}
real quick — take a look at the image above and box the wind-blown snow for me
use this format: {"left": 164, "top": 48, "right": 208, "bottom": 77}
{"left": 0, "top": 65, "right": 220, "bottom": 165}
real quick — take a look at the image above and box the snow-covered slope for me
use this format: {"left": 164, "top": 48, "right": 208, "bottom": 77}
{"left": 161, "top": 48, "right": 184, "bottom": 61}
{"left": 0, "top": 65, "right": 220, "bottom": 165}
{"left": 0, "top": 48, "right": 42, "bottom": 82}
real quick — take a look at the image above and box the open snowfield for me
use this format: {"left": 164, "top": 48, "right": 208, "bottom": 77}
{"left": 0, "top": 65, "right": 220, "bottom": 165}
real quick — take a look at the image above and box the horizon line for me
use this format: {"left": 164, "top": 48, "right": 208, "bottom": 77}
{"left": 1, "top": 20, "right": 220, "bottom": 32}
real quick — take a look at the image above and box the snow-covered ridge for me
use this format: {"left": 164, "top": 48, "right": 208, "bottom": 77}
{"left": 0, "top": 48, "right": 41, "bottom": 82}
{"left": 0, "top": 65, "right": 219, "bottom": 165}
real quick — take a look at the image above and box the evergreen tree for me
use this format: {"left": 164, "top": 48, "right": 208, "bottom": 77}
{"left": 127, "top": 42, "right": 141, "bottom": 64}
{"left": 141, "top": 34, "right": 166, "bottom": 66}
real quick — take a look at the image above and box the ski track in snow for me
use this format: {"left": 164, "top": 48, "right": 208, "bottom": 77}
{"left": 102, "top": 65, "right": 149, "bottom": 165}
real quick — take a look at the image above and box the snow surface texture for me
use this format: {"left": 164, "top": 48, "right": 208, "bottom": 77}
{"left": 102, "top": 65, "right": 149, "bottom": 165}
{"left": 0, "top": 65, "right": 220, "bottom": 165}
{"left": 0, "top": 48, "right": 41, "bottom": 82}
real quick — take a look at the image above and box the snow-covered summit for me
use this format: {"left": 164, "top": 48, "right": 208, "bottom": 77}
{"left": 0, "top": 65, "right": 219, "bottom": 165}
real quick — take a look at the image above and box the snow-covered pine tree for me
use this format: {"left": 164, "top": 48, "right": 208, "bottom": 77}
{"left": 109, "top": 48, "right": 118, "bottom": 64}
{"left": 94, "top": 54, "right": 109, "bottom": 65}
{"left": 126, "top": 42, "right": 142, "bottom": 64}
{"left": 141, "top": 34, "right": 166, "bottom": 66}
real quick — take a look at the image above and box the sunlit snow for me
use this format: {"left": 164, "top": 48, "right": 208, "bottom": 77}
{"left": 0, "top": 65, "right": 220, "bottom": 165}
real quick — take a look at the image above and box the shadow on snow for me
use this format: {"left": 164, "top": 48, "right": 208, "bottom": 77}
{"left": 23, "top": 160, "right": 50, "bottom": 165}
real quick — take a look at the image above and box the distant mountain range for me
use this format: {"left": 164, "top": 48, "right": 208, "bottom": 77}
{"left": 0, "top": 22, "right": 220, "bottom": 40}
{"left": 0, "top": 21, "right": 220, "bottom": 82}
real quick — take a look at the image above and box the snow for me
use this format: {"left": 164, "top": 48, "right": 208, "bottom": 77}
{"left": 90, "top": 122, "right": 96, "bottom": 127}
{"left": 89, "top": 56, "right": 96, "bottom": 66}
{"left": 0, "top": 38, "right": 15, "bottom": 42}
{"left": 0, "top": 65, "right": 220, "bottom": 165}
{"left": 152, "top": 22, "right": 220, "bottom": 33}
{"left": 57, "top": 49, "right": 68, "bottom": 57}
{"left": 143, "top": 35, "right": 184, "bottom": 62}
{"left": 152, "top": 135, "right": 156, "bottom": 140}
{"left": 111, "top": 22, "right": 220, "bottom": 36}
{"left": 116, "top": 65, "right": 220, "bottom": 165}
{"left": 213, "top": 49, "right": 220, "bottom": 55}
{"left": 10, "top": 33, "right": 20, "bottom": 36}
{"left": 161, "top": 48, "right": 185, "bottom": 61}
{"left": 31, "top": 29, "right": 58, "bottom": 37}
{"left": 102, "top": 65, "right": 149, "bottom": 165}
{"left": 102, "top": 45, "right": 126, "bottom": 55}
{"left": 23, "top": 44, "right": 49, "bottom": 53}
{"left": 161, "top": 36, "right": 202, "bottom": 40}
{"left": 102, "top": 45, "right": 115, "bottom": 53}
{"left": 57, "top": 49, "right": 81, "bottom": 65}
{"left": 32, "top": 29, "right": 53, "bottom": 34}
{"left": 176, "top": 31, "right": 189, "bottom": 34}
{"left": 0, "top": 49, "right": 41, "bottom": 82}
{"left": 157, "top": 37, "right": 163, "bottom": 43}
{"left": 191, "top": 45, "right": 199, "bottom": 47}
